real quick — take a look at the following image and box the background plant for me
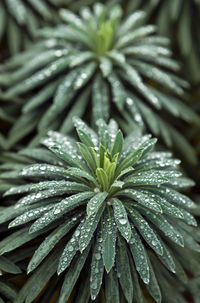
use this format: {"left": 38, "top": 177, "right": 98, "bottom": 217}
{"left": 0, "top": 3, "right": 199, "bottom": 167}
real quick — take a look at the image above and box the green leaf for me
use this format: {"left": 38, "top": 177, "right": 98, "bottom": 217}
{"left": 108, "top": 73, "right": 127, "bottom": 110}
{"left": 16, "top": 182, "right": 89, "bottom": 208}
{"left": 57, "top": 221, "right": 84, "bottom": 275}
{"left": 116, "top": 236, "right": 133, "bottom": 303}
{"left": 102, "top": 208, "right": 117, "bottom": 273}
{"left": 139, "top": 206, "right": 184, "bottom": 247}
{"left": 118, "top": 11, "right": 145, "bottom": 35}
{"left": 90, "top": 230, "right": 104, "bottom": 300}
{"left": 16, "top": 247, "right": 61, "bottom": 303}
{"left": 29, "top": 192, "right": 93, "bottom": 233}
{"left": 156, "top": 236, "right": 176, "bottom": 273}
{"left": 73, "top": 117, "right": 98, "bottom": 146}
{"left": 111, "top": 130, "right": 124, "bottom": 157}
{"left": 78, "top": 142, "right": 96, "bottom": 173}
{"left": 0, "top": 226, "right": 53, "bottom": 255}
{"left": 9, "top": 204, "right": 54, "bottom": 228}
{"left": 77, "top": 129, "right": 95, "bottom": 148}
{"left": 27, "top": 218, "right": 80, "bottom": 273}
{"left": 96, "top": 168, "right": 109, "bottom": 191}
{"left": 129, "top": 259, "right": 146, "bottom": 303}
{"left": 105, "top": 268, "right": 120, "bottom": 303}
{"left": 79, "top": 204, "right": 105, "bottom": 252}
{"left": 5, "top": 56, "right": 70, "bottom": 98}
{"left": 87, "top": 192, "right": 108, "bottom": 217}
{"left": 140, "top": 190, "right": 184, "bottom": 219}
{"left": 117, "top": 147, "right": 144, "bottom": 173}
{"left": 0, "top": 256, "right": 21, "bottom": 274}
{"left": 97, "top": 119, "right": 109, "bottom": 148}
{"left": 146, "top": 256, "right": 162, "bottom": 303}
{"left": 127, "top": 207, "right": 163, "bottom": 256}
{"left": 42, "top": 138, "right": 84, "bottom": 169}
{"left": 19, "top": 164, "right": 69, "bottom": 180}
{"left": 58, "top": 245, "right": 90, "bottom": 303}
{"left": 100, "top": 56, "right": 113, "bottom": 77}
{"left": 129, "top": 225, "right": 150, "bottom": 284}
{"left": 73, "top": 62, "right": 96, "bottom": 90}
{"left": 92, "top": 74, "right": 110, "bottom": 122}
{"left": 111, "top": 198, "right": 131, "bottom": 242}
{"left": 121, "top": 189, "right": 163, "bottom": 213}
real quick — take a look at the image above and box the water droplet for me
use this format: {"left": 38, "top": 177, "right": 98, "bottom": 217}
{"left": 119, "top": 218, "right": 127, "bottom": 225}
{"left": 95, "top": 253, "right": 101, "bottom": 260}
{"left": 68, "top": 245, "right": 74, "bottom": 252}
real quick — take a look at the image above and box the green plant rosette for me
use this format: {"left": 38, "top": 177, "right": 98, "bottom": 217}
{"left": 0, "top": 3, "right": 199, "bottom": 164}
{"left": 0, "top": 118, "right": 199, "bottom": 303}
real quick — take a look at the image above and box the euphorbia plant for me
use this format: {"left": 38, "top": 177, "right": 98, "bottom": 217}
{"left": 0, "top": 118, "right": 199, "bottom": 303}
{"left": 0, "top": 3, "right": 199, "bottom": 165}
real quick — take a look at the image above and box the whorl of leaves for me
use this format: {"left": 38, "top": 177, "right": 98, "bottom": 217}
{"left": 0, "top": 118, "right": 199, "bottom": 303}
{"left": 0, "top": 3, "right": 199, "bottom": 163}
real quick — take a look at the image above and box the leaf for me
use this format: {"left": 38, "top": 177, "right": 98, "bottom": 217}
{"left": 78, "top": 142, "right": 97, "bottom": 172}
{"left": 121, "top": 189, "right": 163, "bottom": 213}
{"left": 9, "top": 204, "right": 54, "bottom": 228}
{"left": 92, "top": 74, "right": 110, "bottom": 122}
{"left": 87, "top": 192, "right": 108, "bottom": 217}
{"left": 96, "top": 168, "right": 108, "bottom": 191}
{"left": 5, "top": 56, "right": 70, "bottom": 98}
{"left": 4, "top": 180, "right": 71, "bottom": 197}
{"left": 58, "top": 245, "right": 91, "bottom": 303}
{"left": 129, "top": 259, "right": 146, "bottom": 303}
{"left": 42, "top": 138, "right": 84, "bottom": 169}
{"left": 129, "top": 225, "right": 150, "bottom": 284}
{"left": 118, "top": 11, "right": 145, "bottom": 36}
{"left": 0, "top": 225, "right": 54, "bottom": 255}
{"left": 27, "top": 218, "right": 80, "bottom": 273}
{"left": 16, "top": 247, "right": 61, "bottom": 303}
{"left": 116, "top": 236, "right": 133, "bottom": 303}
{"left": 16, "top": 182, "right": 89, "bottom": 208}
{"left": 111, "top": 198, "right": 131, "bottom": 242}
{"left": 0, "top": 281, "right": 18, "bottom": 301}
{"left": 152, "top": 186, "right": 196, "bottom": 209}
{"left": 156, "top": 236, "right": 176, "bottom": 273}
{"left": 139, "top": 206, "right": 184, "bottom": 247}
{"left": 96, "top": 119, "right": 109, "bottom": 148}
{"left": 23, "top": 80, "right": 58, "bottom": 113}
{"left": 66, "top": 167, "right": 96, "bottom": 183}
{"left": 146, "top": 256, "right": 162, "bottom": 303}
{"left": 117, "top": 147, "right": 144, "bottom": 173}
{"left": 111, "top": 130, "right": 124, "bottom": 157}
{"left": 73, "top": 62, "right": 97, "bottom": 90}
{"left": 90, "top": 230, "right": 104, "bottom": 300}
{"left": 29, "top": 192, "right": 93, "bottom": 233}
{"left": 57, "top": 221, "right": 84, "bottom": 275}
{"left": 105, "top": 268, "right": 120, "bottom": 303}
{"left": 0, "top": 256, "right": 21, "bottom": 274}
{"left": 108, "top": 73, "right": 127, "bottom": 110}
{"left": 79, "top": 203, "right": 105, "bottom": 252}
{"left": 73, "top": 117, "right": 98, "bottom": 146}
{"left": 127, "top": 207, "right": 163, "bottom": 256}
{"left": 140, "top": 190, "right": 184, "bottom": 219}
{"left": 102, "top": 208, "right": 117, "bottom": 273}
{"left": 60, "top": 87, "right": 90, "bottom": 133}
{"left": 19, "top": 164, "right": 69, "bottom": 180}
{"left": 77, "top": 129, "right": 95, "bottom": 147}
